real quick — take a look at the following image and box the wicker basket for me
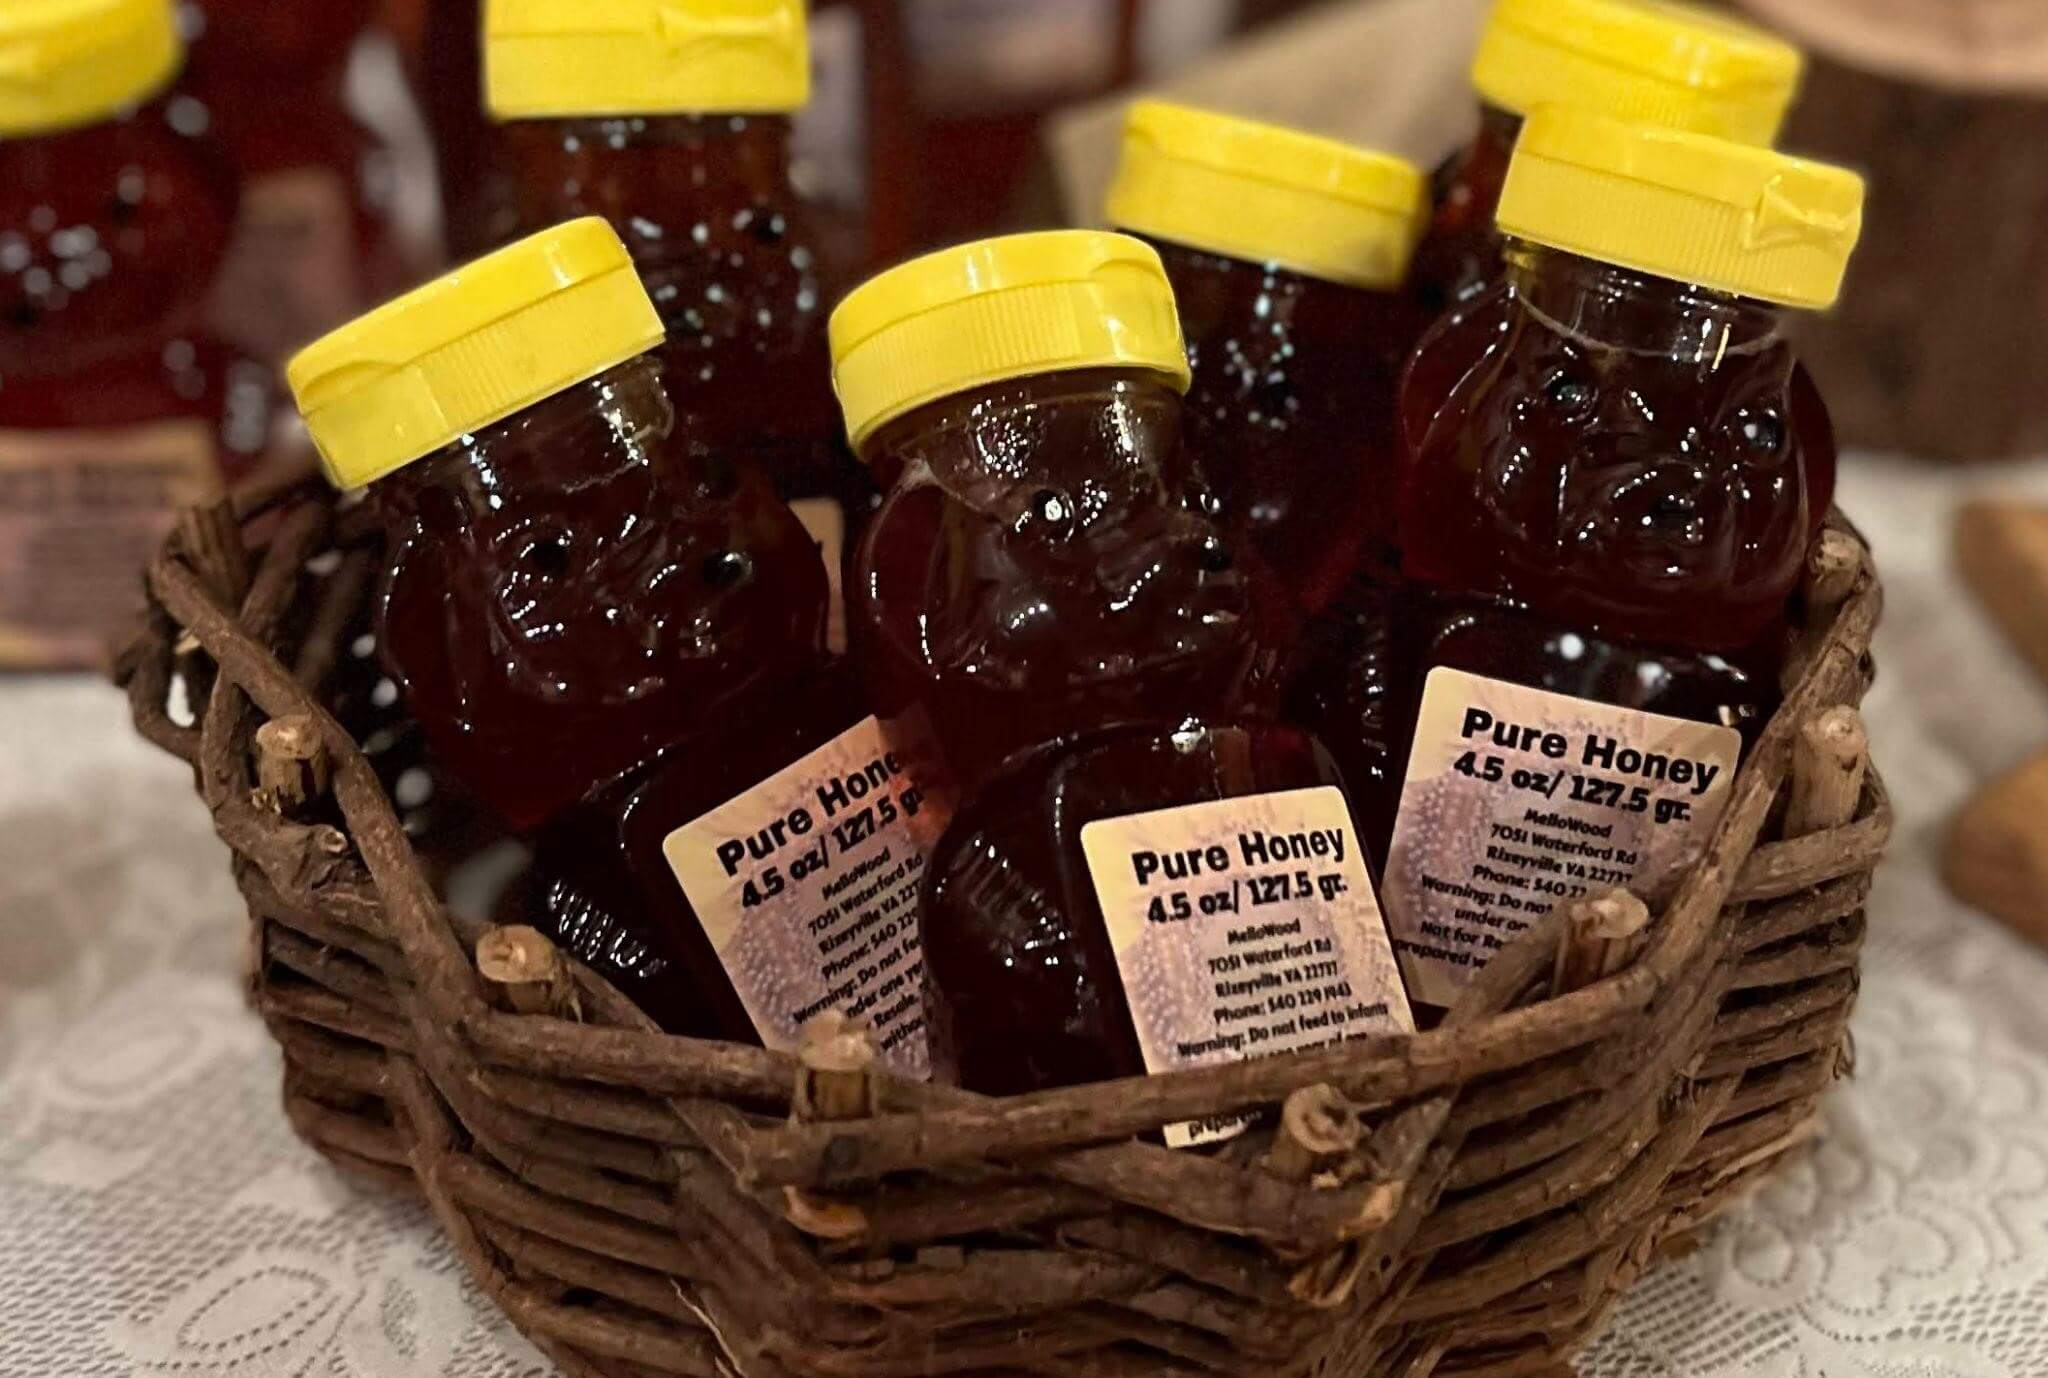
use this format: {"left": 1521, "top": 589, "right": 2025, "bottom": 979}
{"left": 119, "top": 485, "right": 1890, "bottom": 1378}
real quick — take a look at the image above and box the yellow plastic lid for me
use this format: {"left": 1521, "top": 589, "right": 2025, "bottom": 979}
{"left": 486, "top": 0, "right": 809, "bottom": 119}
{"left": 0, "top": 0, "right": 181, "bottom": 138}
{"left": 288, "top": 218, "right": 667, "bottom": 491}
{"left": 1473, "top": 0, "right": 1804, "bottom": 145}
{"left": 1498, "top": 106, "right": 1863, "bottom": 309}
{"left": 1104, "top": 101, "right": 1426, "bottom": 291}
{"left": 830, "top": 231, "right": 1191, "bottom": 452}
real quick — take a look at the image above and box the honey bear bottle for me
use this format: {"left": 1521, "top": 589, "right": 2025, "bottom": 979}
{"left": 290, "top": 220, "right": 941, "bottom": 1069}
{"left": 835, "top": 231, "right": 1257, "bottom": 794}
{"left": 1381, "top": 109, "right": 1864, "bottom": 1011}
{"left": 1410, "top": 0, "right": 1803, "bottom": 318}
{"left": 486, "top": 0, "right": 867, "bottom": 646}
{"left": 184, "top": 0, "right": 406, "bottom": 363}
{"left": 1104, "top": 100, "right": 1428, "bottom": 615}
{"left": 0, "top": 0, "right": 255, "bottom": 669}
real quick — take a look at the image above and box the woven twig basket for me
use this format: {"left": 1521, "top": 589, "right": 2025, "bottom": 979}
{"left": 119, "top": 484, "right": 1890, "bottom": 1378}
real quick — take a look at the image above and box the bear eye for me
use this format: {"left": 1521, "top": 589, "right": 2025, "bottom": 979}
{"left": 1730, "top": 407, "right": 1786, "bottom": 461}
{"left": 703, "top": 549, "right": 753, "bottom": 590}
{"left": 1541, "top": 367, "right": 1597, "bottom": 418}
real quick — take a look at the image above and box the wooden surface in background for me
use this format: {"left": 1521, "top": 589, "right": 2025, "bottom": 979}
{"left": 1946, "top": 501, "right": 2048, "bottom": 938}
{"left": 1771, "top": 57, "right": 2048, "bottom": 462}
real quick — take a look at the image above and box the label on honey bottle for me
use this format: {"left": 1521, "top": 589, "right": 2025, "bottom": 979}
{"left": 1382, "top": 668, "right": 1743, "bottom": 1010}
{"left": 1080, "top": 787, "right": 1413, "bottom": 1149}
{"left": 662, "top": 715, "right": 951, "bottom": 1079}
{"left": 0, "top": 419, "right": 219, "bottom": 670}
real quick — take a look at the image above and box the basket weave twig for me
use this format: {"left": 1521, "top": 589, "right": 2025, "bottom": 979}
{"left": 119, "top": 487, "right": 1889, "bottom": 1378}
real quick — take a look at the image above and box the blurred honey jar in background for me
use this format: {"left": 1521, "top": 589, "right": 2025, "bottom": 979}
{"left": 1381, "top": 109, "right": 1863, "bottom": 1012}
{"left": 1409, "top": 0, "right": 1805, "bottom": 320}
{"left": 290, "top": 220, "right": 937, "bottom": 1070}
{"left": 486, "top": 0, "right": 870, "bottom": 646}
{"left": 1105, "top": 100, "right": 1428, "bottom": 621}
{"left": 0, "top": 0, "right": 264, "bottom": 670}
{"left": 182, "top": 0, "right": 407, "bottom": 364}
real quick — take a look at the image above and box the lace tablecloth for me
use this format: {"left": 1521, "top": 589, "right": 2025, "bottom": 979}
{"left": 7, "top": 454, "right": 2048, "bottom": 1377}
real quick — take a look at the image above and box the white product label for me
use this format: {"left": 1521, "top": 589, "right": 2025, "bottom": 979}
{"left": 1382, "top": 668, "right": 1744, "bottom": 1010}
{"left": 0, "top": 419, "right": 219, "bottom": 669}
{"left": 1081, "top": 787, "right": 1413, "bottom": 1148}
{"left": 663, "top": 715, "right": 950, "bottom": 1078}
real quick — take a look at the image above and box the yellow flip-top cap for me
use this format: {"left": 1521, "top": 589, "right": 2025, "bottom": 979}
{"left": 1473, "top": 0, "right": 1804, "bottom": 145}
{"left": 0, "top": 0, "right": 181, "bottom": 138}
{"left": 288, "top": 218, "right": 666, "bottom": 491}
{"left": 486, "top": 0, "right": 808, "bottom": 119}
{"left": 1105, "top": 101, "right": 1426, "bottom": 291}
{"left": 830, "top": 231, "right": 1191, "bottom": 453}
{"left": 1499, "top": 106, "right": 1863, "bottom": 309}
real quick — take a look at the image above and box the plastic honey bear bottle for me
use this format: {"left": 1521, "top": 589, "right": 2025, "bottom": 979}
{"left": 0, "top": 0, "right": 261, "bottom": 669}
{"left": 1380, "top": 109, "right": 1863, "bottom": 1013}
{"left": 837, "top": 230, "right": 1258, "bottom": 794}
{"left": 1104, "top": 100, "right": 1429, "bottom": 619}
{"left": 1409, "top": 0, "right": 1804, "bottom": 319}
{"left": 289, "top": 220, "right": 942, "bottom": 1073}
{"left": 485, "top": 0, "right": 868, "bottom": 647}
{"left": 832, "top": 232, "right": 1412, "bottom": 1125}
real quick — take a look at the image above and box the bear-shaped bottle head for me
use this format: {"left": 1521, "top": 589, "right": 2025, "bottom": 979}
{"left": 375, "top": 359, "right": 828, "bottom": 800}
{"left": 1403, "top": 269, "right": 1831, "bottom": 651}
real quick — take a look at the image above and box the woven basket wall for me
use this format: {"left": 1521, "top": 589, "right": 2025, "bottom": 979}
{"left": 120, "top": 484, "right": 1890, "bottom": 1378}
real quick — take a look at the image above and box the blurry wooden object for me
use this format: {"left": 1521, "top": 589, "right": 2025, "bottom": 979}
{"left": 1947, "top": 750, "right": 2048, "bottom": 942}
{"left": 1049, "top": 0, "right": 1487, "bottom": 223}
{"left": 1734, "top": 0, "right": 2048, "bottom": 461}
{"left": 1945, "top": 500, "right": 2048, "bottom": 940}
{"left": 1956, "top": 501, "right": 2048, "bottom": 688}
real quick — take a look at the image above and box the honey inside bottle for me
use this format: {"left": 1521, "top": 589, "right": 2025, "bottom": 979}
{"left": 837, "top": 231, "right": 1257, "bottom": 793}
{"left": 1408, "top": 0, "right": 1804, "bottom": 321}
{"left": 485, "top": 0, "right": 869, "bottom": 643}
{"left": 1380, "top": 109, "right": 1864, "bottom": 1011}
{"left": 291, "top": 221, "right": 936, "bottom": 1069}
{"left": 1104, "top": 100, "right": 1429, "bottom": 617}
{"left": 0, "top": 0, "right": 258, "bottom": 669}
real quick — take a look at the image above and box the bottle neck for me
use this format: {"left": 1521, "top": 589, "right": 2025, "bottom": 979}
{"left": 505, "top": 112, "right": 798, "bottom": 208}
{"left": 863, "top": 368, "right": 1187, "bottom": 502}
{"left": 383, "top": 354, "right": 677, "bottom": 529}
{"left": 1503, "top": 240, "right": 1790, "bottom": 361}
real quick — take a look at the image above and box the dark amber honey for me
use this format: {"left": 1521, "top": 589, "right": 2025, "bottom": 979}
{"left": 850, "top": 367, "right": 1257, "bottom": 792}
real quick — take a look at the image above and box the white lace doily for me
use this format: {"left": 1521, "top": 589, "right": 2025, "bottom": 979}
{"left": 7, "top": 453, "right": 2048, "bottom": 1376}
